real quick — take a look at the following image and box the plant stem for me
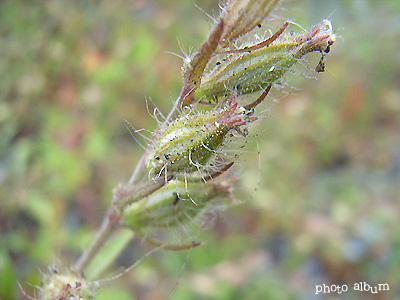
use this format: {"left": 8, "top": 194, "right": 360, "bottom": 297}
{"left": 74, "top": 207, "right": 116, "bottom": 273}
{"left": 74, "top": 176, "right": 172, "bottom": 274}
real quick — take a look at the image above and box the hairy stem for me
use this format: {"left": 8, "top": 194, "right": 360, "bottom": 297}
{"left": 74, "top": 176, "right": 172, "bottom": 273}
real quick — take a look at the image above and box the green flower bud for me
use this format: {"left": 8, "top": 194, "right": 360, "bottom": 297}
{"left": 195, "top": 20, "right": 336, "bottom": 104}
{"left": 145, "top": 95, "right": 256, "bottom": 178}
{"left": 181, "top": 19, "right": 224, "bottom": 105}
{"left": 122, "top": 179, "right": 232, "bottom": 231}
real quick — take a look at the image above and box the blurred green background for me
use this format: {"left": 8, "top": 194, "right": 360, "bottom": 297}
{"left": 1, "top": 0, "right": 399, "bottom": 299}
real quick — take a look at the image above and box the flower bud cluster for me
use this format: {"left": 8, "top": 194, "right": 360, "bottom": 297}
{"left": 136, "top": 1, "right": 336, "bottom": 235}
{"left": 34, "top": 2, "right": 337, "bottom": 298}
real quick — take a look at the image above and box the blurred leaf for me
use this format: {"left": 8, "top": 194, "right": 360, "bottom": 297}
{"left": 0, "top": 251, "right": 17, "bottom": 300}
{"left": 85, "top": 229, "right": 134, "bottom": 280}
{"left": 97, "top": 286, "right": 135, "bottom": 300}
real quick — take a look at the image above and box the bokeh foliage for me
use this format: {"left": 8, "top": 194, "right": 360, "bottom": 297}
{"left": 1, "top": 0, "right": 400, "bottom": 299}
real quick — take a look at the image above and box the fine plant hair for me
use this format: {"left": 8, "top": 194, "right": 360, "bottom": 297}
{"left": 30, "top": 0, "right": 336, "bottom": 299}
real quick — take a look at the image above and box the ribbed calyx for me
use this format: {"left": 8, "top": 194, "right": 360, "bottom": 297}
{"left": 194, "top": 20, "right": 336, "bottom": 104}
{"left": 122, "top": 179, "right": 232, "bottom": 231}
{"left": 146, "top": 95, "right": 257, "bottom": 179}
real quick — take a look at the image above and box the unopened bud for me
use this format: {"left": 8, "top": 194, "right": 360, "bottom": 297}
{"left": 146, "top": 95, "right": 256, "bottom": 178}
{"left": 122, "top": 179, "right": 232, "bottom": 231}
{"left": 195, "top": 20, "right": 336, "bottom": 104}
{"left": 181, "top": 19, "right": 224, "bottom": 105}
